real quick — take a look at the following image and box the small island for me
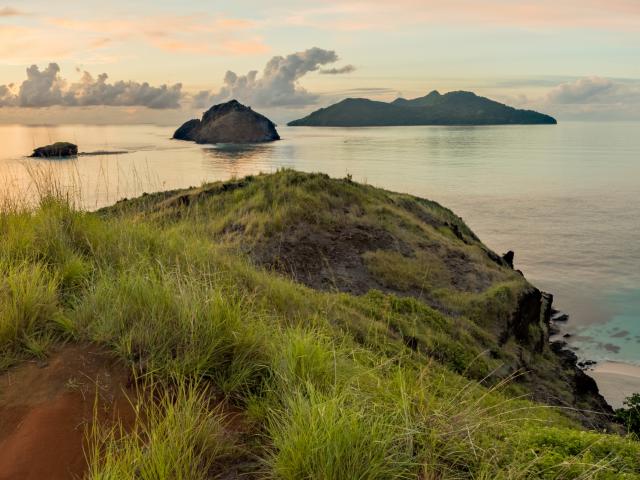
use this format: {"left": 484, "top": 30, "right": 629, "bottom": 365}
{"left": 30, "top": 142, "right": 78, "bottom": 158}
{"left": 174, "top": 100, "right": 280, "bottom": 144}
{"left": 288, "top": 90, "right": 557, "bottom": 126}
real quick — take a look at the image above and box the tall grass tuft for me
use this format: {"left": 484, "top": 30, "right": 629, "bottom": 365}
{"left": 87, "top": 379, "right": 231, "bottom": 480}
{"left": 0, "top": 261, "right": 64, "bottom": 349}
{"left": 266, "top": 386, "right": 416, "bottom": 479}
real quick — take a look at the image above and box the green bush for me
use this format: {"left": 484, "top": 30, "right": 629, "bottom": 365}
{"left": 616, "top": 393, "right": 640, "bottom": 436}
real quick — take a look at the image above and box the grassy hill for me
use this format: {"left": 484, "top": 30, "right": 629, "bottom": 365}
{"left": 1, "top": 170, "right": 639, "bottom": 479}
{"left": 288, "top": 91, "right": 557, "bottom": 127}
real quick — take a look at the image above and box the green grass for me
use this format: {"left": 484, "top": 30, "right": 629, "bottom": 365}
{"left": 87, "top": 379, "right": 232, "bottom": 480}
{"left": 1, "top": 170, "right": 639, "bottom": 479}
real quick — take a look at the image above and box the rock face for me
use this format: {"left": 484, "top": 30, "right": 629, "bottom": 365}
{"left": 173, "top": 100, "right": 280, "bottom": 144}
{"left": 502, "top": 250, "right": 515, "bottom": 269}
{"left": 31, "top": 142, "right": 78, "bottom": 158}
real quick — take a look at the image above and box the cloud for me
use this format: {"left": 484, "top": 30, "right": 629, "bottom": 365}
{"left": 17, "top": 63, "right": 67, "bottom": 107}
{"left": 546, "top": 77, "right": 617, "bottom": 104}
{"left": 0, "top": 6, "right": 22, "bottom": 16}
{"left": 333, "top": 87, "right": 397, "bottom": 94}
{"left": 0, "top": 84, "right": 17, "bottom": 107}
{"left": 196, "top": 47, "right": 343, "bottom": 108}
{"left": 66, "top": 71, "right": 183, "bottom": 109}
{"left": 0, "top": 63, "right": 182, "bottom": 109}
{"left": 279, "top": 0, "right": 640, "bottom": 32}
{"left": 46, "top": 15, "right": 269, "bottom": 57}
{"left": 319, "top": 64, "right": 356, "bottom": 75}
{"left": 523, "top": 76, "right": 640, "bottom": 120}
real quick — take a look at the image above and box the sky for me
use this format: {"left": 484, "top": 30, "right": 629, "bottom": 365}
{"left": 1, "top": 0, "right": 639, "bottom": 124}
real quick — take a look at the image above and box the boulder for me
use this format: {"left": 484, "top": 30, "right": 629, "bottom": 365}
{"left": 31, "top": 142, "right": 78, "bottom": 158}
{"left": 173, "top": 100, "right": 280, "bottom": 144}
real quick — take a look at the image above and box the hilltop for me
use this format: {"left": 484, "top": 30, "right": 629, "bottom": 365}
{"left": 288, "top": 90, "right": 557, "bottom": 126}
{"left": 1, "top": 170, "right": 638, "bottom": 479}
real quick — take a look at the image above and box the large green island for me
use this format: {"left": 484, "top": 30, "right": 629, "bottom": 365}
{"left": 289, "top": 90, "right": 557, "bottom": 126}
{"left": 2, "top": 170, "right": 639, "bottom": 479}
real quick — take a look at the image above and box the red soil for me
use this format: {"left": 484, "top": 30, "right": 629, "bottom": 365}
{"left": 0, "top": 344, "right": 134, "bottom": 480}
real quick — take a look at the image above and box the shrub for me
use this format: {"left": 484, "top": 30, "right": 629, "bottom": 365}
{"left": 616, "top": 393, "right": 640, "bottom": 436}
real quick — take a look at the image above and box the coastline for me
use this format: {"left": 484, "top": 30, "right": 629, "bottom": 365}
{"left": 588, "top": 362, "right": 640, "bottom": 409}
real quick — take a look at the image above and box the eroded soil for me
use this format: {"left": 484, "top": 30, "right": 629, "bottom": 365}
{"left": 0, "top": 344, "right": 134, "bottom": 480}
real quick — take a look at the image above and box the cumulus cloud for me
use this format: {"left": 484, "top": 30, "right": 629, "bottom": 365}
{"left": 18, "top": 63, "right": 67, "bottom": 107}
{"left": 0, "top": 63, "right": 182, "bottom": 109}
{"left": 66, "top": 71, "right": 183, "bottom": 109}
{"left": 0, "top": 84, "right": 17, "bottom": 107}
{"left": 319, "top": 64, "right": 356, "bottom": 75}
{"left": 195, "top": 47, "right": 343, "bottom": 108}
{"left": 535, "top": 76, "right": 640, "bottom": 120}
{"left": 546, "top": 76, "right": 616, "bottom": 104}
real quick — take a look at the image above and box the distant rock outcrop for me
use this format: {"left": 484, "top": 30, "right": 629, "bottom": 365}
{"left": 30, "top": 142, "right": 78, "bottom": 158}
{"left": 173, "top": 100, "right": 280, "bottom": 144}
{"left": 288, "top": 90, "right": 557, "bottom": 126}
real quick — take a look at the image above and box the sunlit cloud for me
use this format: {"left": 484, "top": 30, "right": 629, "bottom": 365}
{"left": 46, "top": 15, "right": 269, "bottom": 56}
{"left": 194, "top": 47, "right": 344, "bottom": 108}
{"left": 279, "top": 0, "right": 640, "bottom": 31}
{"left": 0, "top": 62, "right": 182, "bottom": 109}
{"left": 0, "top": 6, "right": 23, "bottom": 16}
{"left": 0, "top": 25, "right": 80, "bottom": 63}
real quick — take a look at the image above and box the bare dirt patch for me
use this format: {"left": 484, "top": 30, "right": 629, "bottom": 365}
{"left": 0, "top": 344, "right": 134, "bottom": 480}
{"left": 254, "top": 221, "right": 414, "bottom": 295}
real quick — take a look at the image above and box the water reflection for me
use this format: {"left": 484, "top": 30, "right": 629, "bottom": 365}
{"left": 203, "top": 143, "right": 274, "bottom": 161}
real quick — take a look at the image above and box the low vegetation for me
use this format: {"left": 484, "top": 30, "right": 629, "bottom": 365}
{"left": 1, "top": 169, "right": 639, "bottom": 478}
{"left": 616, "top": 394, "right": 640, "bottom": 437}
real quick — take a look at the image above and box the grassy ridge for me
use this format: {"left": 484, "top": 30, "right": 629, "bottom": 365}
{"left": 1, "top": 170, "right": 639, "bottom": 478}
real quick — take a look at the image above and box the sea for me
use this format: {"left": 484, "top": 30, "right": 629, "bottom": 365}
{"left": 1, "top": 122, "right": 639, "bottom": 367}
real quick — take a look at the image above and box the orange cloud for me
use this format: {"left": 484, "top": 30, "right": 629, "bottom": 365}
{"left": 0, "top": 25, "right": 77, "bottom": 63}
{"left": 46, "top": 14, "right": 269, "bottom": 56}
{"left": 282, "top": 0, "right": 640, "bottom": 31}
{"left": 0, "top": 6, "right": 23, "bottom": 16}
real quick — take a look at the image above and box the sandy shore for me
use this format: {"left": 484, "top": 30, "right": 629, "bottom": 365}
{"left": 588, "top": 362, "right": 640, "bottom": 409}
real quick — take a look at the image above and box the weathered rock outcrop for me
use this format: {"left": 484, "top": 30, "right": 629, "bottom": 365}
{"left": 173, "top": 100, "right": 280, "bottom": 144}
{"left": 30, "top": 142, "right": 78, "bottom": 158}
{"left": 509, "top": 287, "right": 614, "bottom": 429}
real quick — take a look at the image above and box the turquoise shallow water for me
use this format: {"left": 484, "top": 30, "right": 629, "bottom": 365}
{"left": 570, "top": 289, "right": 640, "bottom": 364}
{"left": 0, "top": 122, "right": 638, "bottom": 364}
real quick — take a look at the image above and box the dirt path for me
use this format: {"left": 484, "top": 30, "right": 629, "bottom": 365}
{"left": 0, "top": 344, "right": 133, "bottom": 480}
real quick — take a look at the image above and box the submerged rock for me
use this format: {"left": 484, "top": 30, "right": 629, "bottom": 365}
{"left": 173, "top": 100, "right": 280, "bottom": 144}
{"left": 552, "top": 312, "right": 570, "bottom": 322}
{"left": 30, "top": 142, "right": 78, "bottom": 158}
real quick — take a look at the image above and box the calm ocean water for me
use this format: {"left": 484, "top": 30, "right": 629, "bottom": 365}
{"left": 1, "top": 122, "right": 639, "bottom": 365}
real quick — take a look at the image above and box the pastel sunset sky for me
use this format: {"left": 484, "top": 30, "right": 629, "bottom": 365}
{"left": 1, "top": 0, "right": 639, "bottom": 123}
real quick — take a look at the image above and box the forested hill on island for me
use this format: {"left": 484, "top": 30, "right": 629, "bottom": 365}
{"left": 288, "top": 90, "right": 557, "bottom": 126}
